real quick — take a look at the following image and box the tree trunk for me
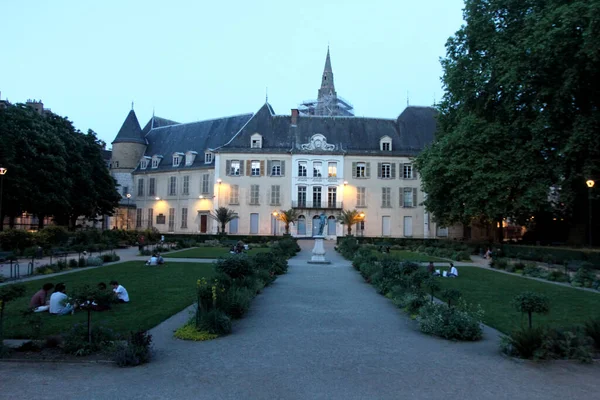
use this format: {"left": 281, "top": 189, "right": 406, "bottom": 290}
{"left": 285, "top": 223, "right": 290, "bottom": 235}
{"left": 347, "top": 225, "right": 352, "bottom": 236}
{"left": 221, "top": 222, "right": 226, "bottom": 234}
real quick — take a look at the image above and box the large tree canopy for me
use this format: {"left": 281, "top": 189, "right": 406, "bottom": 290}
{"left": 0, "top": 104, "right": 120, "bottom": 230}
{"left": 416, "top": 0, "right": 600, "bottom": 241}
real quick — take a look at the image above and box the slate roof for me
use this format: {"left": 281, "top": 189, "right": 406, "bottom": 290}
{"left": 220, "top": 103, "right": 438, "bottom": 156}
{"left": 112, "top": 110, "right": 145, "bottom": 145}
{"left": 141, "top": 116, "right": 180, "bottom": 135}
{"left": 134, "top": 113, "right": 253, "bottom": 173}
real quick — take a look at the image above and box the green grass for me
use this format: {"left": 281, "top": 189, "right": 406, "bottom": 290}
{"left": 377, "top": 250, "right": 449, "bottom": 262}
{"left": 437, "top": 267, "right": 600, "bottom": 334}
{"left": 2, "top": 261, "right": 214, "bottom": 339}
{"left": 164, "top": 246, "right": 270, "bottom": 259}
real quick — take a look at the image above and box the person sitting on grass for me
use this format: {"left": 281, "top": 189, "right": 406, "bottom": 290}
{"left": 49, "top": 283, "right": 75, "bottom": 315}
{"left": 157, "top": 253, "right": 165, "bottom": 265}
{"left": 427, "top": 262, "right": 435, "bottom": 275}
{"left": 30, "top": 282, "right": 54, "bottom": 312}
{"left": 110, "top": 280, "right": 130, "bottom": 303}
{"left": 448, "top": 263, "right": 458, "bottom": 278}
{"left": 146, "top": 253, "right": 158, "bottom": 266}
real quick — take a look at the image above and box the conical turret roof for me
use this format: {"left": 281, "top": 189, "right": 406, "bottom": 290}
{"left": 112, "top": 109, "right": 145, "bottom": 144}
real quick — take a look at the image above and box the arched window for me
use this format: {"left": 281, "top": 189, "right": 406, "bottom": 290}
{"left": 297, "top": 215, "right": 306, "bottom": 235}
{"left": 327, "top": 216, "right": 336, "bottom": 236}
{"left": 312, "top": 215, "right": 320, "bottom": 236}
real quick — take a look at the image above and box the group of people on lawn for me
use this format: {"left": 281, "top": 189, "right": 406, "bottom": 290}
{"left": 146, "top": 253, "right": 165, "bottom": 266}
{"left": 29, "top": 280, "right": 129, "bottom": 316}
{"left": 427, "top": 262, "right": 458, "bottom": 278}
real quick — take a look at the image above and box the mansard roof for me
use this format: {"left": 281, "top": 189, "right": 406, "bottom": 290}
{"left": 219, "top": 104, "right": 438, "bottom": 156}
{"left": 134, "top": 113, "right": 253, "bottom": 172}
{"left": 112, "top": 110, "right": 145, "bottom": 145}
{"left": 142, "top": 116, "right": 180, "bottom": 134}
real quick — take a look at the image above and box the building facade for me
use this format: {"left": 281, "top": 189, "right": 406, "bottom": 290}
{"left": 109, "top": 50, "right": 446, "bottom": 238}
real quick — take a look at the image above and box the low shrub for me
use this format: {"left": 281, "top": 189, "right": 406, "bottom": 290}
{"left": 112, "top": 330, "right": 152, "bottom": 367}
{"left": 337, "top": 237, "right": 360, "bottom": 259}
{"left": 417, "top": 300, "right": 484, "bottom": 341}
{"left": 571, "top": 266, "right": 596, "bottom": 288}
{"left": 101, "top": 253, "right": 121, "bottom": 263}
{"left": 490, "top": 258, "right": 508, "bottom": 269}
{"left": 546, "top": 270, "right": 570, "bottom": 283}
{"left": 252, "top": 252, "right": 287, "bottom": 275}
{"left": 359, "top": 262, "right": 381, "bottom": 281}
{"left": 501, "top": 327, "right": 545, "bottom": 359}
{"left": 584, "top": 318, "right": 600, "bottom": 349}
{"left": 216, "top": 255, "right": 253, "bottom": 279}
{"left": 78, "top": 257, "right": 86, "bottom": 268}
{"left": 139, "top": 249, "right": 152, "bottom": 256}
{"left": 523, "top": 264, "right": 544, "bottom": 278}
{"left": 405, "top": 292, "right": 428, "bottom": 315}
{"left": 68, "top": 259, "right": 78, "bottom": 269}
{"left": 174, "top": 323, "right": 219, "bottom": 341}
{"left": 197, "top": 309, "right": 232, "bottom": 335}
{"left": 85, "top": 257, "right": 103, "bottom": 267}
{"left": 218, "top": 287, "right": 253, "bottom": 319}
{"left": 537, "top": 327, "right": 593, "bottom": 363}
{"left": 62, "top": 324, "right": 116, "bottom": 356}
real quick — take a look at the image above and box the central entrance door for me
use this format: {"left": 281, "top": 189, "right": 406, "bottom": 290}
{"left": 200, "top": 214, "right": 208, "bottom": 233}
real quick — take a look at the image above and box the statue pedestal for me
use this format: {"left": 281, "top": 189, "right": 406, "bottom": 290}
{"left": 308, "top": 236, "right": 330, "bottom": 264}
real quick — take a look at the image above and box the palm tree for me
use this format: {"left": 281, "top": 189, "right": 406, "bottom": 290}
{"left": 210, "top": 207, "right": 239, "bottom": 234}
{"left": 337, "top": 209, "right": 364, "bottom": 236}
{"left": 276, "top": 209, "right": 299, "bottom": 235}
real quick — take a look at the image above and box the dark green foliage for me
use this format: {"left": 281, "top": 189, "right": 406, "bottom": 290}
{"left": 571, "top": 266, "right": 596, "bottom": 288}
{"left": 501, "top": 245, "right": 600, "bottom": 268}
{"left": 113, "top": 330, "right": 152, "bottom": 367}
{"left": 584, "top": 318, "right": 600, "bottom": 349}
{"left": 68, "top": 258, "right": 78, "bottom": 269}
{"left": 270, "top": 237, "right": 300, "bottom": 258}
{"left": 218, "top": 287, "right": 253, "bottom": 319}
{"left": 216, "top": 255, "right": 253, "bottom": 279}
{"left": 337, "top": 237, "right": 360, "bottom": 259}
{"left": 197, "top": 309, "right": 232, "bottom": 335}
{"left": 424, "top": 277, "right": 441, "bottom": 302}
{"left": 502, "top": 327, "right": 545, "bottom": 359}
{"left": 522, "top": 265, "right": 544, "bottom": 278}
{"left": 62, "top": 324, "right": 116, "bottom": 356}
{"left": 255, "top": 268, "right": 275, "bottom": 287}
{"left": 440, "top": 288, "right": 462, "bottom": 307}
{"left": 503, "top": 326, "right": 593, "bottom": 362}
{"left": 405, "top": 292, "right": 428, "bottom": 315}
{"left": 512, "top": 292, "right": 550, "bottom": 328}
{"left": 0, "top": 229, "right": 35, "bottom": 252}
{"left": 546, "top": 270, "right": 570, "bottom": 283}
{"left": 490, "top": 258, "right": 508, "bottom": 270}
{"left": 252, "top": 251, "right": 287, "bottom": 275}
{"left": 418, "top": 302, "right": 483, "bottom": 341}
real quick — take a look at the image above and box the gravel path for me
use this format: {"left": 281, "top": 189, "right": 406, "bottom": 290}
{"left": 1, "top": 241, "right": 598, "bottom": 400}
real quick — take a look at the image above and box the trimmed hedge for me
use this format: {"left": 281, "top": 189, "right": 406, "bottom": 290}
{"left": 501, "top": 244, "right": 600, "bottom": 268}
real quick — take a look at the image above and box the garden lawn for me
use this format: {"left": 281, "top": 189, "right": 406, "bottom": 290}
{"left": 378, "top": 250, "right": 448, "bottom": 263}
{"left": 2, "top": 261, "right": 214, "bottom": 339}
{"left": 164, "top": 246, "right": 270, "bottom": 259}
{"left": 437, "top": 267, "right": 600, "bottom": 334}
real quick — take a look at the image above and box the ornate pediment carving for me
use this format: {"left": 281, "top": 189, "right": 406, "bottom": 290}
{"left": 300, "top": 134, "right": 335, "bottom": 151}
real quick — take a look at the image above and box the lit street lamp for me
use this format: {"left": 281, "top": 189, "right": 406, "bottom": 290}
{"left": 216, "top": 179, "right": 222, "bottom": 207}
{"left": 587, "top": 179, "right": 595, "bottom": 247}
{"left": 0, "top": 167, "right": 6, "bottom": 230}
{"left": 126, "top": 193, "right": 131, "bottom": 230}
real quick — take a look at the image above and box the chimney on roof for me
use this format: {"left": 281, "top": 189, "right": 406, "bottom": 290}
{"left": 291, "top": 109, "right": 299, "bottom": 126}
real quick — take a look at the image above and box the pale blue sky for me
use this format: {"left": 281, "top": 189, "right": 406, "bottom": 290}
{"left": 1, "top": 0, "right": 465, "bottom": 146}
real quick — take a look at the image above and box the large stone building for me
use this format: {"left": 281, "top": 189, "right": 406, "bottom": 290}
{"left": 110, "top": 50, "right": 446, "bottom": 238}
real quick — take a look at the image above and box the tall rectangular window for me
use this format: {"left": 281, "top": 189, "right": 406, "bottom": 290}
{"left": 168, "top": 208, "right": 175, "bottom": 232}
{"left": 136, "top": 209, "right": 142, "bottom": 228}
{"left": 147, "top": 208, "right": 153, "bottom": 228}
{"left": 355, "top": 162, "right": 366, "bottom": 178}
{"left": 229, "top": 185, "right": 239, "bottom": 204}
{"left": 403, "top": 164, "right": 413, "bottom": 179}
{"left": 313, "top": 162, "right": 322, "bottom": 177}
{"left": 251, "top": 161, "right": 261, "bottom": 176}
{"left": 271, "top": 185, "right": 280, "bottom": 205}
{"left": 328, "top": 162, "right": 337, "bottom": 177}
{"left": 297, "top": 186, "right": 307, "bottom": 207}
{"left": 201, "top": 174, "right": 210, "bottom": 194}
{"left": 357, "top": 187, "right": 366, "bottom": 207}
{"left": 122, "top": 186, "right": 129, "bottom": 196}
{"left": 181, "top": 208, "right": 188, "bottom": 229}
{"left": 298, "top": 161, "right": 307, "bottom": 177}
{"left": 382, "top": 187, "right": 391, "bottom": 208}
{"left": 137, "top": 179, "right": 144, "bottom": 197}
{"left": 271, "top": 160, "right": 281, "bottom": 176}
{"left": 169, "top": 176, "right": 177, "bottom": 196}
{"left": 148, "top": 178, "right": 156, "bottom": 196}
{"left": 403, "top": 187, "right": 417, "bottom": 208}
{"left": 250, "top": 185, "right": 260, "bottom": 205}
{"left": 381, "top": 163, "right": 391, "bottom": 178}
{"left": 313, "top": 186, "right": 322, "bottom": 207}
{"left": 327, "top": 187, "right": 337, "bottom": 208}
{"left": 183, "top": 176, "right": 190, "bottom": 195}
{"left": 230, "top": 160, "right": 240, "bottom": 176}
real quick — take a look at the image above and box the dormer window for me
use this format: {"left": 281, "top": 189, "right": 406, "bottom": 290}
{"left": 172, "top": 153, "right": 184, "bottom": 167}
{"left": 151, "top": 155, "right": 162, "bottom": 169}
{"left": 140, "top": 157, "right": 151, "bottom": 170}
{"left": 185, "top": 151, "right": 198, "bottom": 166}
{"left": 251, "top": 133, "right": 262, "bottom": 149}
{"left": 205, "top": 152, "right": 213, "bottom": 164}
{"left": 380, "top": 136, "right": 392, "bottom": 151}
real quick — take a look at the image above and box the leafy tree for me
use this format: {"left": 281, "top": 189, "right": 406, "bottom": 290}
{"left": 424, "top": 277, "right": 441, "bottom": 303}
{"left": 416, "top": 0, "right": 600, "bottom": 242}
{"left": 70, "top": 284, "right": 113, "bottom": 344}
{"left": 337, "top": 210, "right": 364, "bottom": 236}
{"left": 210, "top": 207, "right": 239, "bottom": 234}
{"left": 512, "top": 292, "right": 550, "bottom": 329}
{"left": 441, "top": 288, "right": 462, "bottom": 307}
{"left": 275, "top": 209, "right": 299, "bottom": 235}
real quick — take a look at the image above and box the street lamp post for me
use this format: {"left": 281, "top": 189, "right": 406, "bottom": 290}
{"left": 0, "top": 168, "right": 6, "bottom": 230}
{"left": 272, "top": 211, "right": 279, "bottom": 236}
{"left": 126, "top": 193, "right": 132, "bottom": 230}
{"left": 587, "top": 180, "right": 595, "bottom": 247}
{"left": 216, "top": 179, "right": 222, "bottom": 208}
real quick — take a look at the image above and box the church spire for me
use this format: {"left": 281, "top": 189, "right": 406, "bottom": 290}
{"left": 318, "top": 46, "right": 336, "bottom": 99}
